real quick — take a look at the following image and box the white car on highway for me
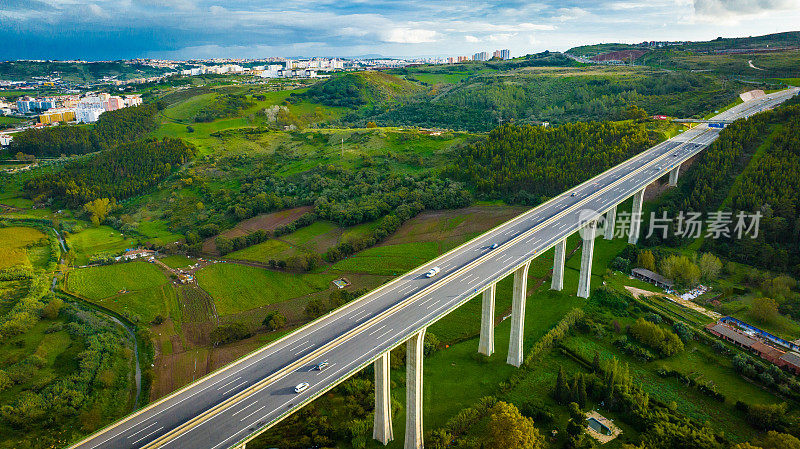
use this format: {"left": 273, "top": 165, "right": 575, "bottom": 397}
{"left": 425, "top": 266, "right": 441, "bottom": 278}
{"left": 294, "top": 382, "right": 310, "bottom": 393}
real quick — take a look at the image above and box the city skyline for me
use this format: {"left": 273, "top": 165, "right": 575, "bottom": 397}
{"left": 1, "top": 0, "right": 800, "bottom": 61}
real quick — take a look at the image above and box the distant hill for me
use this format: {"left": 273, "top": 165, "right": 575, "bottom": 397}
{"left": 567, "top": 43, "right": 640, "bottom": 58}
{"left": 296, "top": 71, "right": 424, "bottom": 108}
{"left": 0, "top": 60, "right": 180, "bottom": 83}
{"left": 568, "top": 31, "right": 800, "bottom": 60}
{"left": 678, "top": 31, "right": 800, "bottom": 52}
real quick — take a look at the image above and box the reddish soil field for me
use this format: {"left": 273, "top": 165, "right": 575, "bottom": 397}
{"left": 201, "top": 206, "right": 314, "bottom": 254}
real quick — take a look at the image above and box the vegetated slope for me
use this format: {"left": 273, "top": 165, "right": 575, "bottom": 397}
{"left": 567, "top": 43, "right": 642, "bottom": 57}
{"left": 676, "top": 30, "right": 800, "bottom": 52}
{"left": 24, "top": 137, "right": 194, "bottom": 207}
{"left": 7, "top": 102, "right": 163, "bottom": 157}
{"left": 365, "top": 69, "right": 741, "bottom": 131}
{"left": 715, "top": 101, "right": 800, "bottom": 272}
{"left": 643, "top": 96, "right": 800, "bottom": 272}
{"left": 296, "top": 71, "right": 424, "bottom": 108}
{"left": 445, "top": 121, "right": 654, "bottom": 204}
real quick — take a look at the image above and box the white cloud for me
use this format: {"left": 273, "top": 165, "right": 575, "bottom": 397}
{"left": 381, "top": 28, "right": 437, "bottom": 43}
{"left": 465, "top": 35, "right": 480, "bottom": 42}
{"left": 691, "top": 0, "right": 800, "bottom": 23}
{"left": 87, "top": 3, "right": 109, "bottom": 18}
{"left": 555, "top": 7, "right": 590, "bottom": 22}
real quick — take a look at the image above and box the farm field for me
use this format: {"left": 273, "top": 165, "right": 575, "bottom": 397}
{"left": 0, "top": 226, "right": 48, "bottom": 269}
{"left": 159, "top": 255, "right": 195, "bottom": 269}
{"left": 66, "top": 261, "right": 176, "bottom": 323}
{"left": 65, "top": 225, "right": 136, "bottom": 266}
{"left": 195, "top": 263, "right": 334, "bottom": 315}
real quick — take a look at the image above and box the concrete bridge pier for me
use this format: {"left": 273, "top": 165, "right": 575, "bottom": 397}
{"left": 604, "top": 206, "right": 616, "bottom": 240}
{"left": 577, "top": 220, "right": 597, "bottom": 298}
{"left": 478, "top": 284, "right": 496, "bottom": 356}
{"left": 373, "top": 352, "right": 393, "bottom": 445}
{"left": 551, "top": 238, "right": 567, "bottom": 291}
{"left": 668, "top": 165, "right": 681, "bottom": 186}
{"left": 405, "top": 328, "right": 427, "bottom": 449}
{"left": 628, "top": 188, "right": 645, "bottom": 245}
{"left": 507, "top": 261, "right": 531, "bottom": 367}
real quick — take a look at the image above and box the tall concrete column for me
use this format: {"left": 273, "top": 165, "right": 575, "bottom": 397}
{"left": 373, "top": 352, "right": 393, "bottom": 445}
{"left": 668, "top": 165, "right": 681, "bottom": 186}
{"left": 628, "top": 188, "right": 645, "bottom": 245}
{"left": 478, "top": 284, "right": 496, "bottom": 356}
{"left": 507, "top": 261, "right": 531, "bottom": 367}
{"left": 551, "top": 239, "right": 566, "bottom": 291}
{"left": 405, "top": 328, "right": 427, "bottom": 449}
{"left": 604, "top": 206, "right": 616, "bottom": 240}
{"left": 577, "top": 221, "right": 597, "bottom": 298}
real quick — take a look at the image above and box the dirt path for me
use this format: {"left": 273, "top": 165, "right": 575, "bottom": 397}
{"left": 624, "top": 286, "right": 721, "bottom": 319}
{"left": 748, "top": 60, "right": 765, "bottom": 71}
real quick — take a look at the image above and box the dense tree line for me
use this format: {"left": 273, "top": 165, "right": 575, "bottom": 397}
{"left": 6, "top": 102, "right": 163, "bottom": 158}
{"left": 445, "top": 122, "right": 653, "bottom": 204}
{"left": 25, "top": 137, "right": 194, "bottom": 208}
{"left": 168, "top": 160, "right": 470, "bottom": 243}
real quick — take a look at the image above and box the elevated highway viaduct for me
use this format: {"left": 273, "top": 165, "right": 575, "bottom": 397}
{"left": 71, "top": 87, "right": 799, "bottom": 449}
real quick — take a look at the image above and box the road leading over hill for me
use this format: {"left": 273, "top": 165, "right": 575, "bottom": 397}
{"left": 72, "top": 87, "right": 799, "bottom": 449}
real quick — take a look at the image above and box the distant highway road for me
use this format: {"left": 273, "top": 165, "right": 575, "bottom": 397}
{"left": 71, "top": 87, "right": 799, "bottom": 449}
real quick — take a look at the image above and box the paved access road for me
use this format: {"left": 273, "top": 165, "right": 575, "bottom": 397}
{"left": 72, "top": 87, "right": 798, "bottom": 449}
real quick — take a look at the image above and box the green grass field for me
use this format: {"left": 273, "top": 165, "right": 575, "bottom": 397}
{"left": 159, "top": 255, "right": 195, "bottom": 269}
{"left": 0, "top": 226, "right": 47, "bottom": 269}
{"left": 330, "top": 241, "right": 441, "bottom": 276}
{"left": 65, "top": 225, "right": 136, "bottom": 266}
{"left": 195, "top": 263, "right": 333, "bottom": 315}
{"left": 66, "top": 261, "right": 175, "bottom": 322}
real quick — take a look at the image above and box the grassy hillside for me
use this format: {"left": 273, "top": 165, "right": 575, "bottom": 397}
{"left": 297, "top": 71, "right": 424, "bottom": 108}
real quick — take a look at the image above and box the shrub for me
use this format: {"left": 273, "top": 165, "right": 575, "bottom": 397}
{"left": 628, "top": 318, "right": 684, "bottom": 356}
{"left": 263, "top": 311, "right": 287, "bottom": 331}
{"left": 210, "top": 323, "right": 252, "bottom": 345}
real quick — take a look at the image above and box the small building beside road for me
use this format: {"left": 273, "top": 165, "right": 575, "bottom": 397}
{"left": 631, "top": 268, "right": 674, "bottom": 289}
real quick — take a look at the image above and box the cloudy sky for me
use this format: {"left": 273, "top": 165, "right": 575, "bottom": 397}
{"left": 1, "top": 0, "right": 799, "bottom": 60}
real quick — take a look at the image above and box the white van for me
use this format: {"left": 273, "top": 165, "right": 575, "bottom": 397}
{"left": 294, "top": 382, "right": 310, "bottom": 393}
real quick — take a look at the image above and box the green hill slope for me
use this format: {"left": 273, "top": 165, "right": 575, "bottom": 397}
{"left": 296, "top": 71, "right": 424, "bottom": 108}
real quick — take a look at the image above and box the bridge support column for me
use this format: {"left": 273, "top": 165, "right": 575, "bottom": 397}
{"left": 577, "top": 221, "right": 597, "bottom": 298}
{"left": 507, "top": 261, "right": 531, "bottom": 367}
{"left": 551, "top": 239, "right": 566, "bottom": 291}
{"left": 628, "top": 188, "right": 645, "bottom": 245}
{"left": 668, "top": 165, "right": 681, "bottom": 186}
{"left": 604, "top": 206, "right": 616, "bottom": 240}
{"left": 478, "top": 284, "right": 496, "bottom": 356}
{"left": 405, "top": 328, "right": 427, "bottom": 449}
{"left": 373, "top": 352, "right": 393, "bottom": 445}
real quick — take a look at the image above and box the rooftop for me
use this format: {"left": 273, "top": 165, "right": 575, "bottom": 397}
{"left": 707, "top": 323, "right": 757, "bottom": 347}
{"left": 631, "top": 267, "right": 675, "bottom": 287}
